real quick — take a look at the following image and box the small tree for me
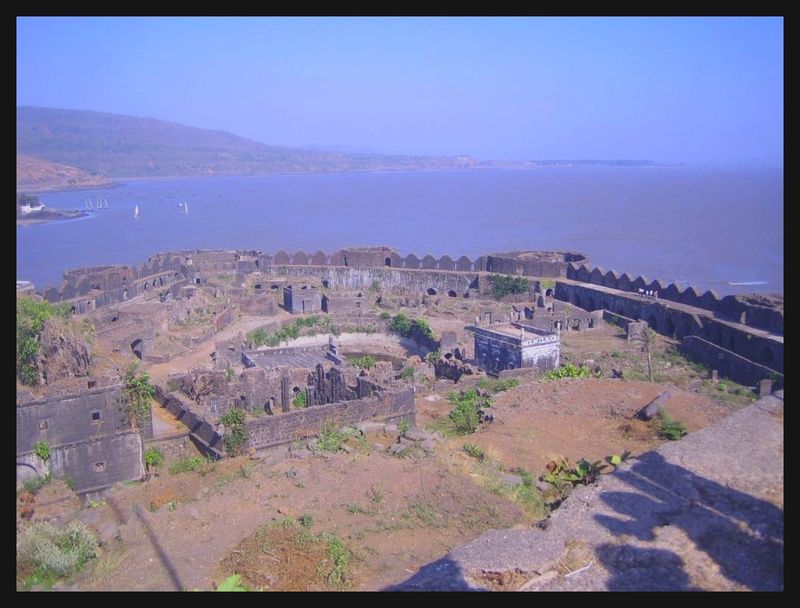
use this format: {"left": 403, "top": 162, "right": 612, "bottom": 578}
{"left": 632, "top": 327, "right": 658, "bottom": 382}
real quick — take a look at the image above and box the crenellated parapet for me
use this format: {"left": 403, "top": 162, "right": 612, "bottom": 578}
{"left": 566, "top": 263, "right": 783, "bottom": 334}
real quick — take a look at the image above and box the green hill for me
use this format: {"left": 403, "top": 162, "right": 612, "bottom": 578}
{"left": 16, "top": 106, "right": 480, "bottom": 178}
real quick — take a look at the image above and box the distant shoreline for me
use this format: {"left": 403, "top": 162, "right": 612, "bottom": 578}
{"left": 17, "top": 210, "right": 90, "bottom": 227}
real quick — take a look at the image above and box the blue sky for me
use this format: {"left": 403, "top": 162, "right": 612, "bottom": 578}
{"left": 17, "top": 17, "right": 783, "bottom": 164}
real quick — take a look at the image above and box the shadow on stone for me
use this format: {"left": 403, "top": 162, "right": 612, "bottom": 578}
{"left": 594, "top": 451, "right": 783, "bottom": 591}
{"left": 383, "top": 557, "right": 481, "bottom": 591}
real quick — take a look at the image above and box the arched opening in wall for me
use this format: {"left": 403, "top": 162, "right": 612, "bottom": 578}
{"left": 91, "top": 283, "right": 101, "bottom": 291}
{"left": 292, "top": 387, "right": 301, "bottom": 398}
{"left": 463, "top": 291, "right": 470, "bottom": 298}
{"left": 266, "top": 397, "right": 275, "bottom": 414}
{"left": 727, "top": 335, "right": 736, "bottom": 350}
{"left": 271, "top": 284, "right": 279, "bottom": 290}
{"left": 322, "top": 280, "right": 330, "bottom": 288}
{"left": 123, "top": 289, "right": 129, "bottom": 300}
{"left": 130, "top": 339, "right": 143, "bottom": 360}
{"left": 144, "top": 283, "right": 150, "bottom": 291}
{"left": 158, "top": 277, "right": 164, "bottom": 286}
{"left": 665, "top": 318, "right": 676, "bottom": 337}
{"left": 70, "top": 305, "right": 77, "bottom": 314}
{"left": 647, "top": 315, "right": 658, "bottom": 330}
{"left": 254, "top": 283, "right": 263, "bottom": 290}
{"left": 760, "top": 346, "right": 774, "bottom": 364}
{"left": 385, "top": 257, "right": 392, "bottom": 267}
{"left": 448, "top": 290, "right": 457, "bottom": 297}
{"left": 427, "top": 288, "right": 437, "bottom": 296}
{"left": 740, "top": 311, "right": 747, "bottom": 324}
{"left": 152, "top": 280, "right": 158, "bottom": 289}
{"left": 357, "top": 292, "right": 363, "bottom": 298}
{"left": 545, "top": 288, "right": 553, "bottom": 297}
{"left": 301, "top": 285, "right": 308, "bottom": 290}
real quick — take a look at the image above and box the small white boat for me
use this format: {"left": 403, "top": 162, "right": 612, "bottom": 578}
{"left": 134, "top": 205, "right": 139, "bottom": 218}
{"left": 182, "top": 202, "right": 189, "bottom": 214}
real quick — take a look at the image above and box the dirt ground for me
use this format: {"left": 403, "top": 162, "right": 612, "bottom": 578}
{"left": 18, "top": 323, "right": 751, "bottom": 592}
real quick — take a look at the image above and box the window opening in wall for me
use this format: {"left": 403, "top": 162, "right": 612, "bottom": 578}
{"left": 91, "top": 410, "right": 102, "bottom": 421}
{"left": 39, "top": 420, "right": 48, "bottom": 430}
{"left": 94, "top": 462, "right": 105, "bottom": 472}
{"left": 88, "top": 380, "right": 97, "bottom": 388}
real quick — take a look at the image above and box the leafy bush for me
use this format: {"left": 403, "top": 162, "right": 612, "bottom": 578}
{"left": 399, "top": 367, "right": 415, "bottom": 380}
{"left": 352, "top": 355, "right": 376, "bottom": 370}
{"left": 217, "top": 574, "right": 249, "bottom": 591}
{"left": 120, "top": 363, "right": 155, "bottom": 429}
{"left": 463, "top": 443, "right": 485, "bottom": 461}
{"left": 397, "top": 418, "right": 410, "bottom": 435}
{"left": 293, "top": 392, "right": 308, "bottom": 408}
{"left": 299, "top": 513, "right": 314, "bottom": 528}
{"left": 316, "top": 420, "right": 346, "bottom": 452}
{"left": 490, "top": 274, "right": 530, "bottom": 299}
{"left": 220, "top": 408, "right": 248, "bottom": 456}
{"left": 17, "top": 521, "right": 98, "bottom": 578}
{"left": 34, "top": 441, "right": 51, "bottom": 462}
{"left": 389, "top": 313, "right": 412, "bottom": 336}
{"left": 425, "top": 350, "right": 441, "bottom": 364}
{"left": 323, "top": 533, "right": 351, "bottom": 588}
{"left": 169, "top": 456, "right": 205, "bottom": 474}
{"left": 447, "top": 389, "right": 491, "bottom": 435}
{"left": 144, "top": 447, "right": 164, "bottom": 468}
{"left": 22, "top": 473, "right": 52, "bottom": 494}
{"left": 16, "top": 298, "right": 72, "bottom": 385}
{"left": 542, "top": 363, "right": 591, "bottom": 380}
{"left": 658, "top": 411, "right": 687, "bottom": 441}
{"left": 379, "top": 311, "right": 391, "bottom": 320}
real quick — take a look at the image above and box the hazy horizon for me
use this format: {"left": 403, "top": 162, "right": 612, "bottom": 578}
{"left": 17, "top": 17, "right": 783, "bottom": 165}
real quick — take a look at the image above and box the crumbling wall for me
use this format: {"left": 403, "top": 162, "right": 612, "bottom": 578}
{"left": 681, "top": 336, "right": 784, "bottom": 390}
{"left": 245, "top": 387, "right": 415, "bottom": 451}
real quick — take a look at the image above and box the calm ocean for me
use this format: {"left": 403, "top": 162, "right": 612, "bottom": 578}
{"left": 17, "top": 166, "right": 783, "bottom": 296}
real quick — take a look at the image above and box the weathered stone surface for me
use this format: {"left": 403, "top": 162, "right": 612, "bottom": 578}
{"left": 404, "top": 428, "right": 435, "bottom": 442}
{"left": 392, "top": 394, "right": 784, "bottom": 591}
{"left": 637, "top": 390, "right": 672, "bottom": 420}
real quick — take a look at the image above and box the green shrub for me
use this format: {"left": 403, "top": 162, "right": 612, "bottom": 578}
{"left": 120, "top": 363, "right": 155, "bottom": 430}
{"left": 217, "top": 574, "right": 249, "bottom": 591}
{"left": 220, "top": 408, "right": 248, "bottom": 456}
{"left": 17, "top": 521, "right": 98, "bottom": 578}
{"left": 34, "top": 441, "right": 51, "bottom": 462}
{"left": 463, "top": 443, "right": 485, "bottom": 461}
{"left": 293, "top": 392, "right": 308, "bottom": 408}
{"left": 658, "top": 411, "right": 687, "bottom": 441}
{"left": 144, "top": 447, "right": 164, "bottom": 468}
{"left": 490, "top": 274, "right": 530, "bottom": 299}
{"left": 299, "top": 513, "right": 314, "bottom": 528}
{"left": 542, "top": 363, "right": 591, "bottom": 380}
{"left": 352, "top": 355, "right": 376, "bottom": 370}
{"left": 316, "top": 420, "right": 346, "bottom": 452}
{"left": 447, "top": 388, "right": 490, "bottom": 435}
{"left": 323, "top": 533, "right": 351, "bottom": 588}
{"left": 389, "top": 313, "right": 412, "bottom": 336}
{"left": 399, "top": 367, "right": 415, "bottom": 380}
{"left": 16, "top": 298, "right": 72, "bottom": 386}
{"left": 476, "top": 377, "right": 520, "bottom": 393}
{"left": 22, "top": 473, "right": 52, "bottom": 494}
{"left": 169, "top": 456, "right": 205, "bottom": 474}
{"left": 397, "top": 418, "right": 410, "bottom": 435}
{"left": 379, "top": 311, "right": 391, "bottom": 320}
{"left": 425, "top": 350, "right": 441, "bottom": 364}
